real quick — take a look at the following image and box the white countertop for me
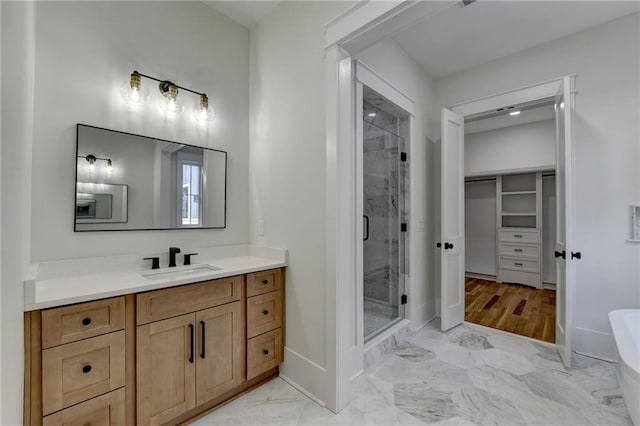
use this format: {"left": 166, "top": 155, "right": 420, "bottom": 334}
{"left": 24, "top": 245, "right": 287, "bottom": 311}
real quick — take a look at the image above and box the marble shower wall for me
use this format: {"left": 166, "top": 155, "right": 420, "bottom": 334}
{"left": 363, "top": 102, "right": 404, "bottom": 308}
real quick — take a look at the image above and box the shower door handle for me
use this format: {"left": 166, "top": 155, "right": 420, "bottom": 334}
{"left": 363, "top": 215, "right": 370, "bottom": 241}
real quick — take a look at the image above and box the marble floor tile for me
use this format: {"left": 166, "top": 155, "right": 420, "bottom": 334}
{"left": 193, "top": 320, "right": 630, "bottom": 426}
{"left": 478, "top": 348, "right": 537, "bottom": 376}
{"left": 454, "top": 387, "right": 527, "bottom": 426}
{"left": 394, "top": 383, "right": 457, "bottom": 423}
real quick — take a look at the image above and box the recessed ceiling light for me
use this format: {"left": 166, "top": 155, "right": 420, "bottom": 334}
{"left": 509, "top": 111, "right": 521, "bottom": 116}
{"left": 367, "top": 112, "right": 376, "bottom": 117}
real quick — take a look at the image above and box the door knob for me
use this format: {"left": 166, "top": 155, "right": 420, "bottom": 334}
{"left": 554, "top": 250, "right": 566, "bottom": 259}
{"left": 571, "top": 251, "right": 582, "bottom": 260}
{"left": 436, "top": 242, "right": 442, "bottom": 248}
{"left": 444, "top": 242, "right": 454, "bottom": 250}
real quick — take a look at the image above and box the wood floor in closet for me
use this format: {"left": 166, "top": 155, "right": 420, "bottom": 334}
{"left": 465, "top": 277, "right": 556, "bottom": 343}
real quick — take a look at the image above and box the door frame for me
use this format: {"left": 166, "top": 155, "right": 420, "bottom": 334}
{"left": 355, "top": 60, "right": 415, "bottom": 354}
{"left": 439, "top": 75, "right": 576, "bottom": 340}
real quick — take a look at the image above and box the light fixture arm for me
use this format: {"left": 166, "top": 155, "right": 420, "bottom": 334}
{"left": 132, "top": 70, "right": 207, "bottom": 98}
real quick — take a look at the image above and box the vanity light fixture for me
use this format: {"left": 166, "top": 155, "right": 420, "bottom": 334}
{"left": 79, "top": 154, "right": 113, "bottom": 168}
{"left": 123, "top": 70, "right": 214, "bottom": 121}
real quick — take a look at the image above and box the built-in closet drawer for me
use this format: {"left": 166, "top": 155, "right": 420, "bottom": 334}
{"left": 42, "top": 330, "right": 125, "bottom": 415}
{"left": 247, "top": 268, "right": 283, "bottom": 297}
{"left": 247, "top": 328, "right": 283, "bottom": 380}
{"left": 42, "top": 388, "right": 125, "bottom": 426}
{"left": 498, "top": 243, "right": 540, "bottom": 259}
{"left": 41, "top": 297, "right": 125, "bottom": 349}
{"left": 247, "top": 291, "right": 283, "bottom": 338}
{"left": 498, "top": 228, "right": 541, "bottom": 244}
{"left": 136, "top": 276, "right": 243, "bottom": 325}
{"left": 498, "top": 256, "right": 540, "bottom": 274}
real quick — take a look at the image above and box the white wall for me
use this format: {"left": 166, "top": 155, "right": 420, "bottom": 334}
{"left": 465, "top": 120, "right": 555, "bottom": 176}
{"left": 1, "top": 2, "right": 35, "bottom": 424}
{"left": 30, "top": 1, "right": 250, "bottom": 261}
{"left": 248, "top": 0, "right": 353, "bottom": 405}
{"left": 355, "top": 38, "right": 438, "bottom": 330}
{"left": 465, "top": 180, "right": 496, "bottom": 276}
{"left": 436, "top": 13, "right": 640, "bottom": 359}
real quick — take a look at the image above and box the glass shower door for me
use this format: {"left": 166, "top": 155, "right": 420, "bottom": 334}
{"left": 363, "top": 102, "right": 405, "bottom": 342}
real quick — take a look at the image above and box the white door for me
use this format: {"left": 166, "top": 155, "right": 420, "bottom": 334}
{"left": 554, "top": 76, "right": 574, "bottom": 367}
{"left": 440, "top": 108, "right": 465, "bottom": 331}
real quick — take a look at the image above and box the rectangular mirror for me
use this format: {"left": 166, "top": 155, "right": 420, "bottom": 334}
{"left": 75, "top": 124, "right": 226, "bottom": 231}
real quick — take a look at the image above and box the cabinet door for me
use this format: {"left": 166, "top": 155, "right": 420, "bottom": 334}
{"left": 137, "top": 313, "right": 196, "bottom": 426}
{"left": 195, "top": 301, "right": 243, "bottom": 405}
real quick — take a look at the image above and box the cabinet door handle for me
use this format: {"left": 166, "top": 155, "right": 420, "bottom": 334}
{"left": 514, "top": 234, "right": 523, "bottom": 238}
{"left": 554, "top": 250, "right": 566, "bottom": 259}
{"left": 263, "top": 309, "right": 270, "bottom": 316}
{"left": 82, "top": 365, "right": 92, "bottom": 374}
{"left": 82, "top": 317, "right": 92, "bottom": 326}
{"left": 188, "top": 324, "right": 194, "bottom": 363}
{"left": 262, "top": 349, "right": 269, "bottom": 356}
{"left": 262, "top": 279, "right": 269, "bottom": 285}
{"left": 514, "top": 248, "right": 523, "bottom": 252}
{"left": 363, "top": 215, "right": 370, "bottom": 241}
{"left": 514, "top": 262, "right": 523, "bottom": 267}
{"left": 200, "top": 321, "right": 206, "bottom": 359}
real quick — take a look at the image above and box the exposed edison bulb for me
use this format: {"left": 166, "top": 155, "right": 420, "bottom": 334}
{"left": 120, "top": 71, "right": 149, "bottom": 107}
{"left": 193, "top": 94, "right": 215, "bottom": 122}
{"left": 161, "top": 85, "right": 184, "bottom": 114}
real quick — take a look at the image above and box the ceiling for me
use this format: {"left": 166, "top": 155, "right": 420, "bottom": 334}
{"left": 393, "top": 1, "right": 640, "bottom": 79}
{"left": 202, "top": 1, "right": 281, "bottom": 29}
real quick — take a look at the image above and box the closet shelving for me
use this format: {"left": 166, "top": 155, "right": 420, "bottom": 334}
{"left": 496, "top": 172, "right": 543, "bottom": 288}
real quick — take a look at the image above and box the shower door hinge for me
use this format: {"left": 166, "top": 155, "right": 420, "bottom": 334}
{"left": 400, "top": 152, "right": 407, "bottom": 162}
{"left": 401, "top": 294, "right": 408, "bottom": 305}
{"left": 401, "top": 223, "right": 407, "bottom": 232}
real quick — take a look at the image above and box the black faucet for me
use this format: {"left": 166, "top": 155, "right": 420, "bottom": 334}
{"left": 169, "top": 247, "right": 181, "bottom": 267}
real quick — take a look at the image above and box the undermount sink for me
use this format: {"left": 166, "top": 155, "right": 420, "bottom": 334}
{"left": 141, "top": 264, "right": 221, "bottom": 281}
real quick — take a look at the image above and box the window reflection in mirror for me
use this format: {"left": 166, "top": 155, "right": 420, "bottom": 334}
{"left": 75, "top": 124, "right": 226, "bottom": 231}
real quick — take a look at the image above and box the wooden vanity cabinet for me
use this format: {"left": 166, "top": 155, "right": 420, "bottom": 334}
{"left": 25, "top": 268, "right": 285, "bottom": 426}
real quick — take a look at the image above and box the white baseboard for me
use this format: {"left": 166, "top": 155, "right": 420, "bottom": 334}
{"left": 465, "top": 272, "right": 497, "bottom": 281}
{"left": 543, "top": 281, "right": 556, "bottom": 290}
{"left": 280, "top": 346, "right": 327, "bottom": 407}
{"left": 573, "top": 326, "right": 617, "bottom": 362}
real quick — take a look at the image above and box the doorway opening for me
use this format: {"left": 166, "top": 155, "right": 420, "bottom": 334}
{"left": 361, "top": 86, "right": 409, "bottom": 342}
{"left": 440, "top": 76, "right": 575, "bottom": 367}
{"left": 462, "top": 101, "right": 557, "bottom": 343}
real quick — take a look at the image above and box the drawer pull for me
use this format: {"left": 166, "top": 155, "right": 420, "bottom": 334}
{"left": 514, "top": 234, "right": 523, "bottom": 238}
{"left": 262, "top": 279, "right": 269, "bottom": 285}
{"left": 263, "top": 309, "right": 270, "bottom": 316}
{"left": 82, "top": 365, "right": 92, "bottom": 374}
{"left": 514, "top": 249, "right": 523, "bottom": 252}
{"left": 262, "top": 349, "right": 269, "bottom": 356}
{"left": 514, "top": 262, "right": 523, "bottom": 267}
{"left": 82, "top": 317, "right": 92, "bottom": 326}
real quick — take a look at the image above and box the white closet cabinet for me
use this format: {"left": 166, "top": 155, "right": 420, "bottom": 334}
{"left": 496, "top": 172, "right": 543, "bottom": 288}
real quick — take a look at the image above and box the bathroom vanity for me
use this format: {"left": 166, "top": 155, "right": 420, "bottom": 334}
{"left": 23, "top": 251, "right": 286, "bottom": 426}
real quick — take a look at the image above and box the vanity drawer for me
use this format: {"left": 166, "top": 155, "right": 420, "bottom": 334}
{"left": 498, "top": 228, "right": 541, "bottom": 244}
{"left": 136, "top": 276, "right": 243, "bottom": 325}
{"left": 42, "top": 331, "right": 125, "bottom": 415}
{"left": 498, "top": 243, "right": 540, "bottom": 259}
{"left": 498, "top": 257, "right": 540, "bottom": 273}
{"left": 247, "top": 268, "right": 283, "bottom": 297}
{"left": 42, "top": 388, "right": 125, "bottom": 426}
{"left": 41, "top": 297, "right": 125, "bottom": 349}
{"left": 247, "top": 291, "right": 283, "bottom": 338}
{"left": 247, "top": 328, "right": 283, "bottom": 380}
